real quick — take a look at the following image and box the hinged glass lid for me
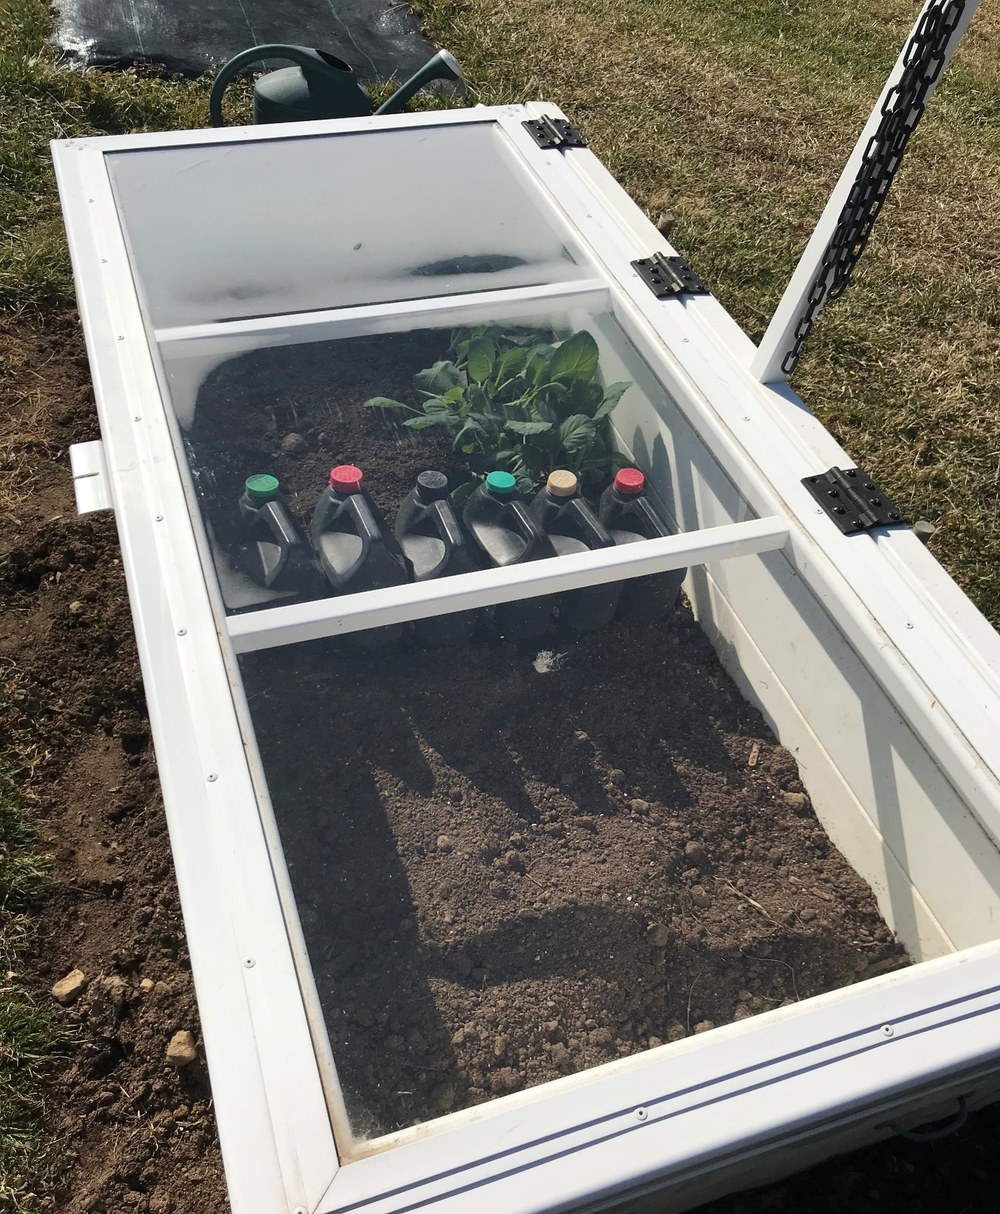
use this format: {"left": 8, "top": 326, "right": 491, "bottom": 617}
{"left": 105, "top": 121, "right": 595, "bottom": 330}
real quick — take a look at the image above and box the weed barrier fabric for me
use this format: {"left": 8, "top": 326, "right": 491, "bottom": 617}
{"left": 52, "top": 0, "right": 440, "bottom": 82}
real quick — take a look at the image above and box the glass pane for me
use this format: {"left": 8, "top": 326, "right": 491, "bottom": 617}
{"left": 238, "top": 606, "right": 897, "bottom": 1142}
{"left": 157, "top": 300, "right": 747, "bottom": 615}
{"left": 152, "top": 302, "right": 846, "bottom": 1148}
{"left": 105, "top": 123, "right": 594, "bottom": 330}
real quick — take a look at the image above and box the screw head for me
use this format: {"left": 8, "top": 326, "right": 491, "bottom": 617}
{"left": 881, "top": 1023, "right": 894, "bottom": 1038}
{"left": 244, "top": 957, "right": 256, "bottom": 968}
{"left": 207, "top": 773, "right": 218, "bottom": 782}
{"left": 634, "top": 1107, "right": 648, "bottom": 1122}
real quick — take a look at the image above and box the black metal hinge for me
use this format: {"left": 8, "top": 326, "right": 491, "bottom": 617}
{"left": 522, "top": 116, "right": 587, "bottom": 150}
{"left": 803, "top": 467, "right": 908, "bottom": 534}
{"left": 632, "top": 253, "right": 710, "bottom": 299}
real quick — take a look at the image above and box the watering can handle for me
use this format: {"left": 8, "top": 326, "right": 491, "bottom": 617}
{"left": 209, "top": 45, "right": 344, "bottom": 127}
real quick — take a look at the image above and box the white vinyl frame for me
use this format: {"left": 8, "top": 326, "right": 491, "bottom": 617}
{"left": 52, "top": 100, "right": 1000, "bottom": 1214}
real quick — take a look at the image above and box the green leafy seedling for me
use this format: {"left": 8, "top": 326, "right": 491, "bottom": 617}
{"left": 365, "top": 325, "right": 631, "bottom": 495}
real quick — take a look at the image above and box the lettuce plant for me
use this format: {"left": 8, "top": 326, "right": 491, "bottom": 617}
{"left": 365, "top": 325, "right": 631, "bottom": 495}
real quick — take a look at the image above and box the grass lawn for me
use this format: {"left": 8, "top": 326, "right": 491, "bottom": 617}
{"left": 414, "top": 0, "right": 1000, "bottom": 624}
{"left": 0, "top": 764, "right": 63, "bottom": 1210}
{"left": 0, "top": 0, "right": 997, "bottom": 1205}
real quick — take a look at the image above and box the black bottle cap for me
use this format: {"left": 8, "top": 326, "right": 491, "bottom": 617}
{"left": 415, "top": 470, "right": 449, "bottom": 503}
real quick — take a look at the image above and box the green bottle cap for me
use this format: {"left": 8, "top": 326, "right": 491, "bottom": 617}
{"left": 485, "top": 470, "right": 517, "bottom": 496}
{"left": 245, "top": 473, "right": 280, "bottom": 502}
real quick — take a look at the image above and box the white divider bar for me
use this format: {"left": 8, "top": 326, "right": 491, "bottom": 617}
{"left": 228, "top": 517, "right": 789, "bottom": 653}
{"left": 154, "top": 278, "right": 610, "bottom": 346}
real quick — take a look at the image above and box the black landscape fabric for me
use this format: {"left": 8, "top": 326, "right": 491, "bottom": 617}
{"left": 53, "top": 0, "right": 439, "bottom": 82}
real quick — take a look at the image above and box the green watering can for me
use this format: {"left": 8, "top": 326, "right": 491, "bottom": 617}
{"left": 209, "top": 43, "right": 463, "bottom": 126}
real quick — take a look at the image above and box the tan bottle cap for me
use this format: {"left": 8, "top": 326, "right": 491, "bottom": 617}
{"left": 547, "top": 469, "right": 578, "bottom": 497}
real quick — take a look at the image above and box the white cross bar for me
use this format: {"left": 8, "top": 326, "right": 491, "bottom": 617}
{"left": 227, "top": 516, "right": 789, "bottom": 653}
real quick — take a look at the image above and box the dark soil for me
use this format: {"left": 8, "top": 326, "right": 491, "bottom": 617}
{"left": 4, "top": 308, "right": 1000, "bottom": 1212}
{"left": 184, "top": 329, "right": 467, "bottom": 574}
{"left": 242, "top": 616, "right": 904, "bottom": 1139}
{"left": 1, "top": 314, "right": 226, "bottom": 1214}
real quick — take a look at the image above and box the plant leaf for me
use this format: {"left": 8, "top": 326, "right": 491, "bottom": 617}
{"left": 526, "top": 344, "right": 556, "bottom": 386}
{"left": 450, "top": 324, "right": 490, "bottom": 362}
{"left": 450, "top": 478, "right": 480, "bottom": 509}
{"left": 592, "top": 381, "right": 631, "bottom": 419}
{"left": 502, "top": 326, "right": 555, "bottom": 347}
{"left": 404, "top": 414, "right": 455, "bottom": 430}
{"left": 467, "top": 336, "right": 496, "bottom": 384}
{"left": 466, "top": 384, "right": 489, "bottom": 412}
{"left": 364, "top": 396, "right": 409, "bottom": 410}
{"left": 548, "top": 330, "right": 599, "bottom": 384}
{"left": 559, "top": 414, "right": 597, "bottom": 454}
{"left": 506, "top": 420, "right": 554, "bottom": 435}
{"left": 496, "top": 346, "right": 527, "bottom": 380}
{"left": 414, "top": 360, "right": 462, "bottom": 396}
{"left": 536, "top": 381, "right": 569, "bottom": 420}
{"left": 421, "top": 397, "right": 459, "bottom": 417}
{"left": 455, "top": 418, "right": 485, "bottom": 443}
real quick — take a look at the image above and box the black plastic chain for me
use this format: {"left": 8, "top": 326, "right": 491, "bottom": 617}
{"left": 781, "top": 0, "right": 966, "bottom": 375}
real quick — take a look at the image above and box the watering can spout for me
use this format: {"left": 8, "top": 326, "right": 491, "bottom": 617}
{"left": 375, "top": 50, "right": 464, "bottom": 115}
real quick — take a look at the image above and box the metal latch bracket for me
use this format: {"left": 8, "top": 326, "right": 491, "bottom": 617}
{"left": 803, "top": 466, "right": 907, "bottom": 534}
{"left": 69, "top": 440, "right": 113, "bottom": 514}
{"left": 632, "top": 253, "right": 710, "bottom": 298}
{"left": 522, "top": 116, "right": 587, "bottom": 150}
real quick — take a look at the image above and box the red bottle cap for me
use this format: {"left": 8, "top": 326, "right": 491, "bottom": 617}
{"left": 329, "top": 464, "right": 364, "bottom": 494}
{"left": 614, "top": 468, "right": 645, "bottom": 496}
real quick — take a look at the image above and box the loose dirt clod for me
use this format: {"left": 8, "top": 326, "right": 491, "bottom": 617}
{"left": 646, "top": 923, "right": 670, "bottom": 948}
{"left": 166, "top": 1030, "right": 198, "bottom": 1068}
{"left": 51, "top": 968, "right": 87, "bottom": 1004}
{"left": 533, "top": 650, "right": 567, "bottom": 674}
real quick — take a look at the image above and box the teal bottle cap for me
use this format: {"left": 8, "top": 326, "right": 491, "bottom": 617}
{"left": 485, "top": 470, "right": 517, "bottom": 495}
{"left": 245, "top": 473, "right": 280, "bottom": 502}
